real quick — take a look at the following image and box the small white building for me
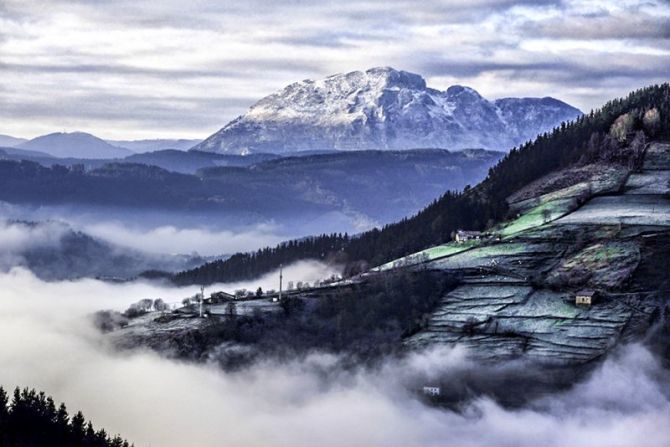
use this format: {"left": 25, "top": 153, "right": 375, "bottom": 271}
{"left": 422, "top": 386, "right": 441, "bottom": 397}
{"left": 455, "top": 230, "right": 490, "bottom": 243}
{"left": 575, "top": 290, "right": 596, "bottom": 306}
{"left": 205, "top": 291, "right": 235, "bottom": 304}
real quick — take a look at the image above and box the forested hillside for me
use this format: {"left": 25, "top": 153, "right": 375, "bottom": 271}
{"left": 0, "top": 149, "right": 501, "bottom": 228}
{"left": 173, "top": 234, "right": 351, "bottom": 285}
{"left": 0, "top": 387, "right": 131, "bottom": 447}
{"left": 175, "top": 84, "right": 670, "bottom": 285}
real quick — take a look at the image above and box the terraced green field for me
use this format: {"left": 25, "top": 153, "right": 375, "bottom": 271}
{"left": 498, "top": 198, "right": 578, "bottom": 237}
{"left": 373, "top": 240, "right": 480, "bottom": 271}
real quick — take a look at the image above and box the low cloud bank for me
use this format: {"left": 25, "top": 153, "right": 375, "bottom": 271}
{"left": 84, "top": 222, "right": 286, "bottom": 257}
{"left": 206, "top": 259, "right": 342, "bottom": 294}
{"left": 0, "top": 220, "right": 68, "bottom": 270}
{"left": 0, "top": 269, "right": 668, "bottom": 447}
{"left": 0, "top": 202, "right": 290, "bottom": 257}
{"left": 0, "top": 219, "right": 209, "bottom": 280}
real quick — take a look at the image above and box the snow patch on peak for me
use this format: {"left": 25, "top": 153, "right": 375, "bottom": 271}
{"left": 446, "top": 85, "right": 482, "bottom": 99}
{"left": 363, "top": 66, "right": 427, "bottom": 90}
{"left": 194, "top": 68, "right": 582, "bottom": 155}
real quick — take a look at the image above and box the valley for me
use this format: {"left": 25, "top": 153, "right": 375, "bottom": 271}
{"left": 2, "top": 1, "right": 670, "bottom": 445}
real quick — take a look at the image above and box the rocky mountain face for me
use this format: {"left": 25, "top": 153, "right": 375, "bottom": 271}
{"left": 193, "top": 67, "right": 581, "bottom": 154}
{"left": 18, "top": 132, "right": 133, "bottom": 159}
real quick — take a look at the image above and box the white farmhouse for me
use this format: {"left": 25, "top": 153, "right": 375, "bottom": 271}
{"left": 422, "top": 386, "right": 441, "bottom": 397}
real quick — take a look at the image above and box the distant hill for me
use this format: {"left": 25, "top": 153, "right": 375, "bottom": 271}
{"left": 0, "top": 147, "right": 278, "bottom": 174}
{"left": 193, "top": 66, "right": 582, "bottom": 154}
{"left": 0, "top": 146, "right": 54, "bottom": 158}
{"left": 107, "top": 138, "right": 202, "bottom": 152}
{"left": 0, "top": 148, "right": 504, "bottom": 229}
{"left": 18, "top": 132, "right": 133, "bottom": 159}
{"left": 0, "top": 134, "right": 27, "bottom": 147}
{"left": 124, "top": 150, "right": 279, "bottom": 174}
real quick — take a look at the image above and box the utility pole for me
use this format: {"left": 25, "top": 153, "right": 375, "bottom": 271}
{"left": 199, "top": 285, "right": 205, "bottom": 318}
{"left": 279, "top": 264, "right": 283, "bottom": 302}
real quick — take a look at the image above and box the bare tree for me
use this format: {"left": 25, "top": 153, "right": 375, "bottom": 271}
{"left": 153, "top": 298, "right": 168, "bottom": 312}
{"left": 225, "top": 301, "right": 237, "bottom": 317}
{"left": 643, "top": 107, "right": 661, "bottom": 136}
{"left": 610, "top": 113, "right": 634, "bottom": 143}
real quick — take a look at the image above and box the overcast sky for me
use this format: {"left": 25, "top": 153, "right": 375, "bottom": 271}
{"left": 1, "top": 0, "right": 669, "bottom": 140}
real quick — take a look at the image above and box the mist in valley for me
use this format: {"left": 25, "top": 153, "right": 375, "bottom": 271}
{"left": 0, "top": 267, "right": 668, "bottom": 447}
{"left": 2, "top": 0, "right": 669, "bottom": 445}
{"left": 82, "top": 222, "right": 284, "bottom": 257}
{"left": 0, "top": 201, "right": 332, "bottom": 281}
{"left": 0, "top": 201, "right": 361, "bottom": 257}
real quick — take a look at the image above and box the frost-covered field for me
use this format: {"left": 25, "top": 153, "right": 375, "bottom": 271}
{"left": 208, "top": 299, "right": 281, "bottom": 316}
{"left": 624, "top": 171, "right": 670, "bottom": 195}
{"left": 408, "top": 282, "right": 641, "bottom": 364}
{"left": 546, "top": 240, "right": 640, "bottom": 289}
{"left": 508, "top": 163, "right": 626, "bottom": 211}
{"left": 499, "top": 198, "right": 577, "bottom": 237}
{"left": 643, "top": 142, "right": 670, "bottom": 170}
{"left": 373, "top": 241, "right": 480, "bottom": 271}
{"left": 428, "top": 242, "right": 551, "bottom": 270}
{"left": 557, "top": 196, "right": 670, "bottom": 226}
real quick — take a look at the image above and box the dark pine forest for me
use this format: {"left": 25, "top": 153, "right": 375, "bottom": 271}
{"left": 0, "top": 387, "right": 131, "bottom": 447}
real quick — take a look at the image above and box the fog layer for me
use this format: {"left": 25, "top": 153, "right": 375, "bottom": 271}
{"left": 0, "top": 201, "right": 352, "bottom": 258}
{"left": 0, "top": 269, "right": 668, "bottom": 447}
{"left": 83, "top": 222, "right": 284, "bottom": 257}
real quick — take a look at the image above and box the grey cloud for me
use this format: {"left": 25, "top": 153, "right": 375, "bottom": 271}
{"left": 421, "top": 59, "right": 567, "bottom": 79}
{"left": 272, "top": 30, "right": 391, "bottom": 48}
{"left": 421, "top": 52, "right": 670, "bottom": 84}
{"left": 0, "top": 58, "right": 321, "bottom": 78}
{"left": 1, "top": 0, "right": 668, "bottom": 138}
{"left": 0, "top": 93, "right": 252, "bottom": 132}
{"left": 0, "top": 62, "right": 238, "bottom": 78}
{"left": 525, "top": 11, "right": 670, "bottom": 39}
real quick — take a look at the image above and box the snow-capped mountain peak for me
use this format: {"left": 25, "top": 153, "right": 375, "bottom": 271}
{"left": 193, "top": 67, "right": 581, "bottom": 154}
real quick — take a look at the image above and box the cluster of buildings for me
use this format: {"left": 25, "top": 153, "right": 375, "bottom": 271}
{"left": 453, "top": 229, "right": 500, "bottom": 243}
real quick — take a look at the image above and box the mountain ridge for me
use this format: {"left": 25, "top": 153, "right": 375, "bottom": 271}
{"left": 0, "top": 134, "right": 28, "bottom": 147}
{"left": 107, "top": 138, "right": 202, "bottom": 152}
{"left": 18, "top": 131, "right": 134, "bottom": 159}
{"left": 0, "top": 148, "right": 504, "bottom": 233}
{"left": 193, "top": 67, "right": 582, "bottom": 154}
